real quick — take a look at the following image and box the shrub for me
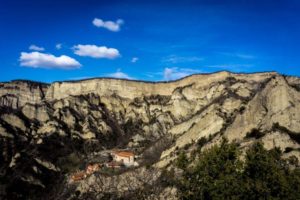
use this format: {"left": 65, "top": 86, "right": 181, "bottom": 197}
{"left": 175, "top": 152, "right": 189, "bottom": 169}
{"left": 177, "top": 139, "right": 300, "bottom": 200}
{"left": 197, "top": 137, "right": 207, "bottom": 149}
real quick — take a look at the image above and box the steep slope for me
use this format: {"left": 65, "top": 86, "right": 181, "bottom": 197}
{"left": 0, "top": 71, "right": 300, "bottom": 199}
{"left": 0, "top": 80, "right": 48, "bottom": 109}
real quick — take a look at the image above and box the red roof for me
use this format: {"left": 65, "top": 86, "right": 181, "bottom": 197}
{"left": 71, "top": 171, "right": 86, "bottom": 181}
{"left": 115, "top": 151, "right": 134, "bottom": 157}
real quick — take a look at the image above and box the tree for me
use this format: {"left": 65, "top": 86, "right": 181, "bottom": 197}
{"left": 241, "top": 143, "right": 300, "bottom": 200}
{"left": 177, "top": 139, "right": 300, "bottom": 200}
{"left": 178, "top": 139, "right": 243, "bottom": 199}
{"left": 175, "top": 152, "right": 189, "bottom": 170}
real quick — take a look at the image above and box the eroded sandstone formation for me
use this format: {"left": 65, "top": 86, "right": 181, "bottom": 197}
{"left": 0, "top": 71, "right": 300, "bottom": 199}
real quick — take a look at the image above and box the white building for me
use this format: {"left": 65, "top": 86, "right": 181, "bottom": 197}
{"left": 112, "top": 151, "right": 137, "bottom": 167}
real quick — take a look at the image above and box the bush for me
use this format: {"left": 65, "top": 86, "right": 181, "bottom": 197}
{"left": 197, "top": 137, "right": 207, "bottom": 149}
{"left": 177, "top": 139, "right": 300, "bottom": 200}
{"left": 175, "top": 152, "right": 189, "bottom": 169}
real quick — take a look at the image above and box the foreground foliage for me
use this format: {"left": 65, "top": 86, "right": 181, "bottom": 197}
{"left": 177, "top": 139, "right": 300, "bottom": 200}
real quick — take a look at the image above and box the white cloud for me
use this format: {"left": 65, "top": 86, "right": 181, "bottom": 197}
{"left": 56, "top": 43, "right": 62, "bottom": 50}
{"left": 106, "top": 69, "right": 133, "bottom": 79}
{"left": 131, "top": 57, "right": 138, "bottom": 63}
{"left": 92, "top": 18, "right": 124, "bottom": 32}
{"left": 163, "top": 55, "right": 204, "bottom": 64}
{"left": 20, "top": 52, "right": 81, "bottom": 69}
{"left": 234, "top": 54, "right": 255, "bottom": 59}
{"left": 219, "top": 52, "right": 255, "bottom": 59}
{"left": 29, "top": 45, "right": 45, "bottom": 51}
{"left": 73, "top": 44, "right": 120, "bottom": 59}
{"left": 163, "top": 67, "right": 202, "bottom": 81}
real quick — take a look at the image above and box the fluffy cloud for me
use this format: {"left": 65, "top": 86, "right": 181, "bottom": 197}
{"left": 131, "top": 57, "right": 138, "bottom": 63}
{"left": 29, "top": 45, "right": 45, "bottom": 51}
{"left": 56, "top": 43, "right": 62, "bottom": 50}
{"left": 73, "top": 44, "right": 120, "bottom": 59}
{"left": 163, "top": 67, "right": 201, "bottom": 81}
{"left": 92, "top": 18, "right": 124, "bottom": 32}
{"left": 20, "top": 52, "right": 81, "bottom": 69}
{"left": 106, "top": 69, "right": 133, "bottom": 79}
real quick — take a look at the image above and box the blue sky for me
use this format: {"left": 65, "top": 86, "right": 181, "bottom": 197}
{"left": 1, "top": 0, "right": 300, "bottom": 82}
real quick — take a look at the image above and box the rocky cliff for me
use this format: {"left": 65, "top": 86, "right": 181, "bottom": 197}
{"left": 1, "top": 71, "right": 300, "bottom": 199}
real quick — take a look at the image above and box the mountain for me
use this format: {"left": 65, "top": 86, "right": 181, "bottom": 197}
{"left": 1, "top": 71, "right": 300, "bottom": 199}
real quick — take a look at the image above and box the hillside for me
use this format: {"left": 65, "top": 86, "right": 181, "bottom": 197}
{"left": 1, "top": 71, "right": 300, "bottom": 199}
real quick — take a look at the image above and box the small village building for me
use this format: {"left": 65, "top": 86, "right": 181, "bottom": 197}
{"left": 70, "top": 163, "right": 101, "bottom": 182}
{"left": 106, "top": 161, "right": 123, "bottom": 168}
{"left": 112, "top": 151, "right": 136, "bottom": 167}
{"left": 70, "top": 171, "right": 87, "bottom": 182}
{"left": 86, "top": 163, "right": 101, "bottom": 175}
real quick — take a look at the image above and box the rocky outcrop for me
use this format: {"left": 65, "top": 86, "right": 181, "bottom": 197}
{"left": 1, "top": 71, "right": 300, "bottom": 199}
{"left": 0, "top": 80, "right": 48, "bottom": 109}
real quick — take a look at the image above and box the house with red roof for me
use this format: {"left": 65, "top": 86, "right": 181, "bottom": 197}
{"left": 111, "top": 150, "right": 137, "bottom": 167}
{"left": 70, "top": 171, "right": 87, "bottom": 182}
{"left": 86, "top": 163, "right": 101, "bottom": 175}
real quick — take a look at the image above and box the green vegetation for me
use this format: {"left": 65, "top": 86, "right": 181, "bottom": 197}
{"left": 175, "top": 151, "right": 189, "bottom": 169}
{"left": 197, "top": 136, "right": 208, "bottom": 148}
{"left": 57, "top": 152, "right": 82, "bottom": 173}
{"left": 176, "top": 139, "right": 300, "bottom": 200}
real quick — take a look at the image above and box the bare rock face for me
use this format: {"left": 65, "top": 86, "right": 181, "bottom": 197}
{"left": 1, "top": 113, "right": 27, "bottom": 132}
{"left": 225, "top": 76, "right": 297, "bottom": 137}
{"left": 1, "top": 71, "right": 300, "bottom": 199}
{"left": 0, "top": 80, "right": 48, "bottom": 109}
{"left": 22, "top": 104, "right": 51, "bottom": 122}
